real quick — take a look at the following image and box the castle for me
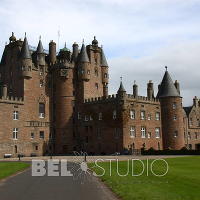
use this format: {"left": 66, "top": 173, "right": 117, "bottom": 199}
{"left": 0, "top": 32, "right": 200, "bottom": 157}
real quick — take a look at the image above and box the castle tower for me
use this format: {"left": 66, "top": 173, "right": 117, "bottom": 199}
{"left": 157, "top": 67, "right": 185, "bottom": 150}
{"left": 20, "top": 35, "right": 32, "bottom": 79}
{"left": 36, "top": 37, "right": 45, "bottom": 66}
{"left": 54, "top": 44, "right": 75, "bottom": 154}
{"left": 76, "top": 38, "right": 106, "bottom": 102}
{"left": 101, "top": 47, "right": 109, "bottom": 97}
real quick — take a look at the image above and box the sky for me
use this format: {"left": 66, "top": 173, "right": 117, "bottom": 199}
{"left": 0, "top": 0, "right": 200, "bottom": 106}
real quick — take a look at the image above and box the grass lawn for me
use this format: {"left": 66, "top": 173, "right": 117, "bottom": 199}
{"left": 0, "top": 162, "right": 30, "bottom": 180}
{"left": 89, "top": 156, "right": 200, "bottom": 200}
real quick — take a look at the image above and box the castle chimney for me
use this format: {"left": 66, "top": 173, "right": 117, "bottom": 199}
{"left": 147, "top": 80, "right": 154, "bottom": 99}
{"left": 174, "top": 80, "right": 180, "bottom": 94}
{"left": 193, "top": 96, "right": 198, "bottom": 107}
{"left": 2, "top": 84, "right": 7, "bottom": 98}
{"left": 49, "top": 40, "right": 56, "bottom": 65}
{"left": 133, "top": 81, "right": 138, "bottom": 98}
{"left": 72, "top": 42, "right": 79, "bottom": 62}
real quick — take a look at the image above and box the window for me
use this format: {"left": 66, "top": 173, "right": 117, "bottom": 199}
{"left": 99, "top": 112, "right": 102, "bottom": 120}
{"left": 13, "top": 128, "right": 18, "bottom": 139}
{"left": 95, "top": 70, "right": 98, "bottom": 77}
{"left": 155, "top": 128, "right": 160, "bottom": 138}
{"left": 95, "top": 83, "right": 98, "bottom": 89}
{"left": 35, "top": 146, "right": 38, "bottom": 150}
{"left": 130, "top": 110, "right": 135, "bottom": 119}
{"left": 173, "top": 102, "right": 177, "bottom": 109}
{"left": 39, "top": 131, "right": 44, "bottom": 139}
{"left": 13, "top": 111, "right": 19, "bottom": 120}
{"left": 97, "top": 128, "right": 101, "bottom": 139}
{"left": 148, "top": 132, "right": 151, "bottom": 138}
{"left": 87, "top": 70, "right": 90, "bottom": 75}
{"left": 31, "top": 132, "right": 34, "bottom": 139}
{"left": 90, "top": 115, "right": 93, "bottom": 121}
{"left": 114, "top": 128, "right": 120, "bottom": 139}
{"left": 195, "top": 132, "right": 198, "bottom": 139}
{"left": 141, "top": 127, "right": 146, "bottom": 138}
{"left": 104, "top": 73, "right": 108, "bottom": 78}
{"left": 130, "top": 126, "right": 136, "bottom": 137}
{"left": 84, "top": 115, "right": 89, "bottom": 121}
{"left": 188, "top": 132, "right": 191, "bottom": 140}
{"left": 173, "top": 115, "right": 177, "bottom": 121}
{"left": 174, "top": 131, "right": 178, "bottom": 138}
{"left": 39, "top": 67, "right": 43, "bottom": 75}
{"left": 155, "top": 112, "right": 160, "bottom": 121}
{"left": 40, "top": 80, "right": 44, "bottom": 87}
{"left": 78, "top": 112, "right": 81, "bottom": 120}
{"left": 113, "top": 110, "right": 117, "bottom": 119}
{"left": 189, "top": 144, "right": 192, "bottom": 150}
{"left": 39, "top": 103, "right": 45, "bottom": 118}
{"left": 147, "top": 114, "right": 151, "bottom": 120}
{"left": 140, "top": 111, "right": 145, "bottom": 120}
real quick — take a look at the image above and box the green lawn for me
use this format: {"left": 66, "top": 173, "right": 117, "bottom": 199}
{"left": 0, "top": 162, "right": 30, "bottom": 180}
{"left": 89, "top": 156, "right": 200, "bottom": 200}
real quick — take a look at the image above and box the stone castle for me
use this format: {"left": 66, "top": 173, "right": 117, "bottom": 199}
{"left": 0, "top": 32, "right": 200, "bottom": 157}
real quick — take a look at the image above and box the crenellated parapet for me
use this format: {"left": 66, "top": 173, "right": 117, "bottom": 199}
{"left": 84, "top": 94, "right": 117, "bottom": 103}
{"left": 127, "top": 94, "right": 160, "bottom": 103}
{"left": 0, "top": 96, "right": 24, "bottom": 104}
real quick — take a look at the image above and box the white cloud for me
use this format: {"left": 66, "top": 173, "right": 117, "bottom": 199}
{"left": 109, "top": 40, "right": 200, "bottom": 106}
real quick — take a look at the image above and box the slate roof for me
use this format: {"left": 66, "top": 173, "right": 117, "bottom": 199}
{"left": 101, "top": 48, "right": 108, "bottom": 67}
{"left": 21, "top": 37, "right": 31, "bottom": 59}
{"left": 79, "top": 43, "right": 89, "bottom": 63}
{"left": 37, "top": 39, "right": 44, "bottom": 54}
{"left": 157, "top": 69, "right": 180, "bottom": 98}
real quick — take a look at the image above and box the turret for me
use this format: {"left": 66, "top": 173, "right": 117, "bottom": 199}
{"left": 36, "top": 37, "right": 45, "bottom": 66}
{"left": 71, "top": 42, "right": 79, "bottom": 62}
{"left": 174, "top": 80, "right": 180, "bottom": 94}
{"left": 117, "top": 79, "right": 126, "bottom": 99}
{"left": 157, "top": 67, "right": 185, "bottom": 150}
{"left": 101, "top": 47, "right": 109, "bottom": 97}
{"left": 133, "top": 81, "right": 138, "bottom": 98}
{"left": 147, "top": 80, "right": 154, "bottom": 100}
{"left": 78, "top": 42, "right": 90, "bottom": 81}
{"left": 49, "top": 40, "right": 56, "bottom": 65}
{"left": 20, "top": 34, "right": 32, "bottom": 79}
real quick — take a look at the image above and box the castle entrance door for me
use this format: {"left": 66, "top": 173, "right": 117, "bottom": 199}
{"left": 195, "top": 144, "right": 200, "bottom": 150}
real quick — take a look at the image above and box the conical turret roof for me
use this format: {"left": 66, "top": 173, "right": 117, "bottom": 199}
{"left": 37, "top": 39, "right": 44, "bottom": 54}
{"left": 101, "top": 48, "right": 108, "bottom": 67}
{"left": 21, "top": 36, "right": 31, "bottom": 59}
{"left": 79, "top": 43, "right": 89, "bottom": 63}
{"left": 118, "top": 81, "right": 126, "bottom": 93}
{"left": 157, "top": 68, "right": 180, "bottom": 98}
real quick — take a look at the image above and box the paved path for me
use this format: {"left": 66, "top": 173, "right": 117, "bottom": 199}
{"left": 0, "top": 162, "right": 117, "bottom": 200}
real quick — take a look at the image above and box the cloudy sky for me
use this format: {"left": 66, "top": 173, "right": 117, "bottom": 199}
{"left": 1, "top": 0, "right": 200, "bottom": 106}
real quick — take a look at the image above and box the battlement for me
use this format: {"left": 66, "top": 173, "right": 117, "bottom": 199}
{"left": 0, "top": 96, "right": 24, "bottom": 104}
{"left": 84, "top": 94, "right": 117, "bottom": 103}
{"left": 127, "top": 94, "right": 160, "bottom": 103}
